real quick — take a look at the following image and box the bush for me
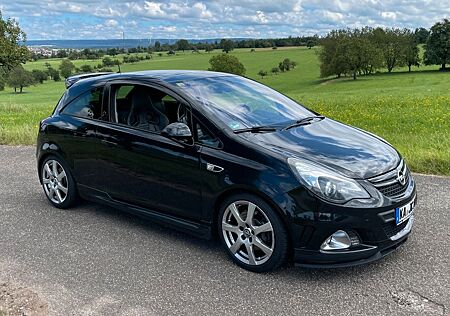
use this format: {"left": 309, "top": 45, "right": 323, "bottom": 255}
{"left": 271, "top": 67, "right": 280, "bottom": 75}
{"left": 208, "top": 54, "right": 246, "bottom": 75}
{"left": 278, "top": 58, "right": 296, "bottom": 72}
{"left": 258, "top": 70, "right": 268, "bottom": 78}
{"left": 31, "top": 69, "right": 47, "bottom": 84}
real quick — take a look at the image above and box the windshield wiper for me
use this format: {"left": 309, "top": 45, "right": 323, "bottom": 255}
{"left": 234, "top": 125, "right": 277, "bottom": 134}
{"left": 283, "top": 115, "right": 325, "bottom": 131}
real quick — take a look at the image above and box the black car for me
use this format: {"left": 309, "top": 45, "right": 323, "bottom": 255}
{"left": 36, "top": 70, "right": 416, "bottom": 272}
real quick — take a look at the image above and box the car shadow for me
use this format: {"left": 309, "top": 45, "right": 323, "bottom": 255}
{"left": 68, "top": 199, "right": 403, "bottom": 281}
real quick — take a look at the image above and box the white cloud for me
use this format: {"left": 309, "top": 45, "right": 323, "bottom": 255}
{"left": 381, "top": 11, "right": 397, "bottom": 20}
{"left": 105, "top": 19, "right": 118, "bottom": 27}
{"left": 1, "top": 0, "right": 450, "bottom": 39}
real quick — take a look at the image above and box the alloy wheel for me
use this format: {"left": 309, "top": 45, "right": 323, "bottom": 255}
{"left": 42, "top": 159, "right": 69, "bottom": 204}
{"left": 222, "top": 200, "right": 274, "bottom": 266}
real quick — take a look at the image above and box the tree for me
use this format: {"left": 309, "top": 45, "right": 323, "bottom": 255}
{"left": 113, "top": 59, "right": 122, "bottom": 72}
{"left": 31, "top": 69, "right": 47, "bottom": 83}
{"left": 306, "top": 40, "right": 315, "bottom": 49}
{"left": 59, "top": 59, "right": 75, "bottom": 78}
{"left": 0, "top": 11, "right": 30, "bottom": 73}
{"left": 50, "top": 69, "right": 61, "bottom": 81}
{"left": 403, "top": 31, "right": 420, "bottom": 72}
{"left": 373, "top": 27, "right": 407, "bottom": 73}
{"left": 79, "top": 64, "right": 93, "bottom": 73}
{"left": 208, "top": 54, "right": 245, "bottom": 75}
{"left": 414, "top": 27, "right": 430, "bottom": 44}
{"left": 319, "top": 28, "right": 383, "bottom": 79}
{"left": 258, "top": 70, "right": 268, "bottom": 78}
{"left": 205, "top": 44, "right": 214, "bottom": 53}
{"left": 424, "top": 19, "right": 450, "bottom": 70}
{"left": 6, "top": 65, "right": 34, "bottom": 93}
{"left": 154, "top": 41, "right": 161, "bottom": 51}
{"left": 279, "top": 58, "right": 294, "bottom": 72}
{"left": 102, "top": 57, "right": 114, "bottom": 67}
{"left": 0, "top": 78, "right": 5, "bottom": 91}
{"left": 220, "top": 39, "right": 234, "bottom": 53}
{"left": 318, "top": 29, "right": 350, "bottom": 78}
{"left": 176, "top": 39, "right": 190, "bottom": 52}
{"left": 271, "top": 67, "right": 279, "bottom": 75}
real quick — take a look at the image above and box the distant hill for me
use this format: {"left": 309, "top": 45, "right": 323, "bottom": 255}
{"left": 26, "top": 38, "right": 250, "bottom": 49}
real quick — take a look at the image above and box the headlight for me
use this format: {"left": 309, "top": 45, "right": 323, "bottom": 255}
{"left": 287, "top": 158, "right": 370, "bottom": 203}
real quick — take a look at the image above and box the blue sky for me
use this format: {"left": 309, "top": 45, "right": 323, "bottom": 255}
{"left": 1, "top": 1, "right": 449, "bottom": 40}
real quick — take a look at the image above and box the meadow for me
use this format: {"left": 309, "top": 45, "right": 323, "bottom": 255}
{"left": 0, "top": 47, "right": 449, "bottom": 175}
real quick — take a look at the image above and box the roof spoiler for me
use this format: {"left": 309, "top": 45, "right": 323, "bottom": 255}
{"left": 65, "top": 72, "right": 114, "bottom": 89}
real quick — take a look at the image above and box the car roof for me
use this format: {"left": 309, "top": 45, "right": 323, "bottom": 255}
{"left": 69, "top": 70, "right": 234, "bottom": 92}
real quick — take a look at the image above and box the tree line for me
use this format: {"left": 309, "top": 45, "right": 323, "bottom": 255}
{"left": 319, "top": 19, "right": 450, "bottom": 79}
{"left": 31, "top": 36, "right": 321, "bottom": 61}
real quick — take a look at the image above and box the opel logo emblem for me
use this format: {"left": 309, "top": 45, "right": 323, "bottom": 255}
{"left": 397, "top": 170, "right": 406, "bottom": 186}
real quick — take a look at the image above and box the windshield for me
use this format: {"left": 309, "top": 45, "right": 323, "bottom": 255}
{"left": 169, "top": 75, "right": 314, "bottom": 130}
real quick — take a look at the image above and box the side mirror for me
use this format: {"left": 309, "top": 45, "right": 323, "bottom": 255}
{"left": 161, "top": 122, "right": 193, "bottom": 144}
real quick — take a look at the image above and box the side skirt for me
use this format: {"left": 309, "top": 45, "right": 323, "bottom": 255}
{"left": 78, "top": 184, "right": 212, "bottom": 239}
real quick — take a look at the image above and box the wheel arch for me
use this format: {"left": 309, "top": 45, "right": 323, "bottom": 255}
{"left": 37, "top": 144, "right": 70, "bottom": 184}
{"left": 210, "top": 186, "right": 293, "bottom": 243}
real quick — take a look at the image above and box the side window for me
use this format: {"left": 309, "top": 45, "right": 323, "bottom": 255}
{"left": 195, "top": 120, "right": 221, "bottom": 148}
{"left": 114, "top": 85, "right": 134, "bottom": 124}
{"left": 112, "top": 84, "right": 183, "bottom": 133}
{"left": 62, "top": 87, "right": 103, "bottom": 119}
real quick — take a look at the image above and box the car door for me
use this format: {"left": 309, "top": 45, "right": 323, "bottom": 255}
{"left": 95, "top": 81, "right": 204, "bottom": 221}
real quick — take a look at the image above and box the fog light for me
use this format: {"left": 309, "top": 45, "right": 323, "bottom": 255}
{"left": 321, "top": 230, "right": 352, "bottom": 251}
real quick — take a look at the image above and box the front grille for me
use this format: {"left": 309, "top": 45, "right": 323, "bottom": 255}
{"left": 381, "top": 219, "right": 409, "bottom": 238}
{"left": 368, "top": 160, "right": 410, "bottom": 199}
{"left": 377, "top": 173, "right": 409, "bottom": 197}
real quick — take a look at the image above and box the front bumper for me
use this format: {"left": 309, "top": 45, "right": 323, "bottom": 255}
{"left": 282, "top": 175, "right": 417, "bottom": 268}
{"left": 294, "top": 216, "right": 413, "bottom": 268}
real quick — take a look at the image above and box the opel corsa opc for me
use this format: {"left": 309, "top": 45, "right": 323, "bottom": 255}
{"left": 36, "top": 71, "right": 416, "bottom": 272}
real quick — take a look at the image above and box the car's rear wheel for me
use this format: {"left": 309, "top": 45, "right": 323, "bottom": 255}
{"left": 218, "top": 193, "right": 289, "bottom": 272}
{"left": 40, "top": 156, "right": 78, "bottom": 209}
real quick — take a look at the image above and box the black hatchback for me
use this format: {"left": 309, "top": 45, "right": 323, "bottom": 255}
{"left": 37, "top": 70, "right": 416, "bottom": 272}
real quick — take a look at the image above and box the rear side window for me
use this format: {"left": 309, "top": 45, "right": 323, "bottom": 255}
{"left": 61, "top": 87, "right": 103, "bottom": 119}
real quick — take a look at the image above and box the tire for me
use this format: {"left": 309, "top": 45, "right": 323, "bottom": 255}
{"left": 218, "top": 193, "right": 289, "bottom": 272}
{"left": 40, "top": 155, "right": 79, "bottom": 209}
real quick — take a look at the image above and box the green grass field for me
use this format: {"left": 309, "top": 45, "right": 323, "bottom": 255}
{"left": 1, "top": 47, "right": 449, "bottom": 175}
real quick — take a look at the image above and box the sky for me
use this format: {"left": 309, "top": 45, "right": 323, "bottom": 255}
{"left": 1, "top": 0, "right": 449, "bottom": 40}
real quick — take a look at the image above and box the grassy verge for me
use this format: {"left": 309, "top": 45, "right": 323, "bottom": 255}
{"left": 0, "top": 47, "right": 449, "bottom": 175}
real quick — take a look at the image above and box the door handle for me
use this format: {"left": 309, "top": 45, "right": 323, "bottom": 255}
{"left": 206, "top": 163, "right": 224, "bottom": 173}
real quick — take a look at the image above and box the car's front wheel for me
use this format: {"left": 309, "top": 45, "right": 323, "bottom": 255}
{"left": 40, "top": 156, "right": 78, "bottom": 209}
{"left": 218, "top": 193, "right": 289, "bottom": 272}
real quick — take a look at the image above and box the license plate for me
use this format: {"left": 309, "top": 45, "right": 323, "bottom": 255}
{"left": 395, "top": 198, "right": 415, "bottom": 225}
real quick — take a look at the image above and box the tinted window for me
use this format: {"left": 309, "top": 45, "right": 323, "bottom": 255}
{"left": 112, "top": 84, "right": 171, "bottom": 133}
{"left": 195, "top": 121, "right": 220, "bottom": 148}
{"left": 169, "top": 76, "right": 314, "bottom": 130}
{"left": 62, "top": 87, "right": 103, "bottom": 119}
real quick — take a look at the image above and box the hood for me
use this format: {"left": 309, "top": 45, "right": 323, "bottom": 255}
{"left": 242, "top": 118, "right": 400, "bottom": 179}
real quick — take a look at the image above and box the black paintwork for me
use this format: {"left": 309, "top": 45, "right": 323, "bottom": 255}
{"left": 36, "top": 70, "right": 416, "bottom": 267}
